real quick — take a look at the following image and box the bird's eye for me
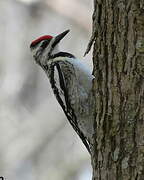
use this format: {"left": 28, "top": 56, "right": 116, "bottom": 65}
{"left": 40, "top": 40, "right": 50, "bottom": 49}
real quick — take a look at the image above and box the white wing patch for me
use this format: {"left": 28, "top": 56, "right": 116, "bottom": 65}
{"left": 53, "top": 65, "right": 67, "bottom": 108}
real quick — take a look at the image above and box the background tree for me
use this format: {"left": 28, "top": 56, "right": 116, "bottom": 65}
{"left": 86, "top": 0, "right": 144, "bottom": 179}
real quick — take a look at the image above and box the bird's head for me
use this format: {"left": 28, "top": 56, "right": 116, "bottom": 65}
{"left": 30, "top": 29, "right": 70, "bottom": 66}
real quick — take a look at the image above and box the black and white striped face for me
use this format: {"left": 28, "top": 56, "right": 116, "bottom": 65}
{"left": 30, "top": 30, "right": 70, "bottom": 66}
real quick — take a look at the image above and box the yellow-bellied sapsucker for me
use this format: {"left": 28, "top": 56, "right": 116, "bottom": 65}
{"left": 30, "top": 30, "right": 94, "bottom": 154}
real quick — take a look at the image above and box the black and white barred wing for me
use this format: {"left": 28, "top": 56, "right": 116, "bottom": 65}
{"left": 49, "top": 62, "right": 91, "bottom": 153}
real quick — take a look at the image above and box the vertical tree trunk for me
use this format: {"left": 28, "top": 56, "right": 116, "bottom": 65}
{"left": 90, "top": 0, "right": 144, "bottom": 179}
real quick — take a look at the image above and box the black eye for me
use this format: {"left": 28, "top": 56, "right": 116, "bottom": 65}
{"left": 40, "top": 40, "right": 50, "bottom": 49}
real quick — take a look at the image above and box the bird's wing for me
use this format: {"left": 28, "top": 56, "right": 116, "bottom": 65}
{"left": 49, "top": 62, "right": 91, "bottom": 154}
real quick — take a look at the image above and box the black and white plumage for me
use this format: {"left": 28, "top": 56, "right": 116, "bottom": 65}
{"left": 30, "top": 30, "right": 94, "bottom": 154}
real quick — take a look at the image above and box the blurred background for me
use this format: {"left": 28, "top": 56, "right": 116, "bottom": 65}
{"left": 0, "top": 0, "right": 93, "bottom": 179}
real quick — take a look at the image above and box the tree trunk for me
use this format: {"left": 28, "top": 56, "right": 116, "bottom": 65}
{"left": 90, "top": 0, "right": 144, "bottom": 179}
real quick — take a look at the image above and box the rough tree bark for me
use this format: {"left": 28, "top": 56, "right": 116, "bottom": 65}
{"left": 87, "top": 0, "right": 144, "bottom": 179}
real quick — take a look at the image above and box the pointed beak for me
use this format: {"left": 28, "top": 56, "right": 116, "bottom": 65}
{"left": 52, "top": 29, "right": 70, "bottom": 47}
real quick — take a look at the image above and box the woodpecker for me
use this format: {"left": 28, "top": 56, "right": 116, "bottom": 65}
{"left": 30, "top": 30, "right": 94, "bottom": 154}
